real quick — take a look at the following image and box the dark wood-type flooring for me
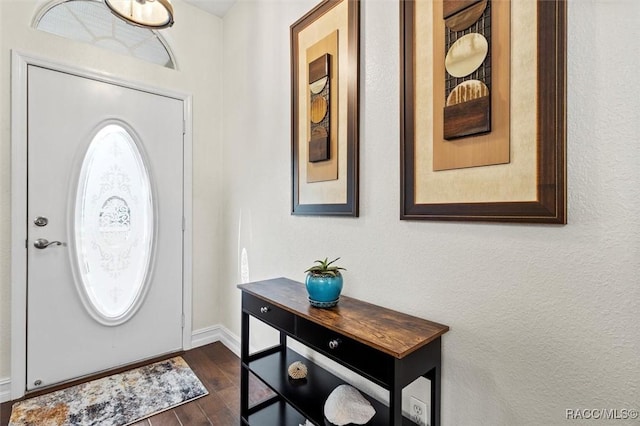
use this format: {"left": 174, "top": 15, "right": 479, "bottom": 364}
{"left": 0, "top": 342, "right": 274, "bottom": 426}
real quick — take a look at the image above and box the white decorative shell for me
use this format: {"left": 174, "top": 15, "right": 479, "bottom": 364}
{"left": 324, "top": 384, "right": 376, "bottom": 425}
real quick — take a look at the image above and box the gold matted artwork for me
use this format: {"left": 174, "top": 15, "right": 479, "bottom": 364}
{"left": 400, "top": 0, "right": 567, "bottom": 223}
{"left": 291, "top": 0, "right": 359, "bottom": 216}
{"left": 433, "top": 0, "right": 510, "bottom": 171}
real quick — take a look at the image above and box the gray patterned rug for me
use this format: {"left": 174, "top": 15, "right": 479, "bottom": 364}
{"left": 9, "top": 356, "right": 208, "bottom": 426}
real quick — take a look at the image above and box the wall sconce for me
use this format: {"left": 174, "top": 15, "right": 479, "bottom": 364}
{"left": 105, "top": 0, "right": 174, "bottom": 29}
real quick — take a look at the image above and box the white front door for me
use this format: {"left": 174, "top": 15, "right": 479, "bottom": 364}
{"left": 26, "top": 65, "right": 184, "bottom": 390}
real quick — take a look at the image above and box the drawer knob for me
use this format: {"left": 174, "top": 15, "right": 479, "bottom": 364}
{"left": 328, "top": 339, "right": 341, "bottom": 350}
{"left": 260, "top": 306, "right": 270, "bottom": 313}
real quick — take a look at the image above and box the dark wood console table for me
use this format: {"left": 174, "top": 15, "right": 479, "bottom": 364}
{"left": 238, "top": 277, "right": 449, "bottom": 425}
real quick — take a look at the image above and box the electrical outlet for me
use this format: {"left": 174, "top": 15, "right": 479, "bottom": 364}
{"left": 410, "top": 396, "right": 428, "bottom": 426}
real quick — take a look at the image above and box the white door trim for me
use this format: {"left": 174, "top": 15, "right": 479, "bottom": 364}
{"left": 10, "top": 50, "right": 194, "bottom": 400}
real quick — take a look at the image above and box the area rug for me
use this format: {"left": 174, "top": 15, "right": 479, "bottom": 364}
{"left": 9, "top": 356, "right": 208, "bottom": 426}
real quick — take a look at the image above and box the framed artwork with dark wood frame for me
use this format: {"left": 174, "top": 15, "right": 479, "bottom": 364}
{"left": 400, "top": 0, "right": 566, "bottom": 223}
{"left": 291, "top": 0, "right": 360, "bottom": 216}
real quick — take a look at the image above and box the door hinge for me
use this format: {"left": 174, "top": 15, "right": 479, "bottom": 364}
{"left": 25, "top": 239, "right": 28, "bottom": 248}
{"left": 181, "top": 314, "right": 185, "bottom": 328}
{"left": 182, "top": 120, "right": 186, "bottom": 135}
{"left": 182, "top": 216, "right": 186, "bottom": 231}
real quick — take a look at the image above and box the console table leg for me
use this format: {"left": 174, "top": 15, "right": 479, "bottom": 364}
{"left": 240, "top": 311, "right": 250, "bottom": 424}
{"left": 279, "top": 331, "right": 287, "bottom": 350}
{"left": 391, "top": 360, "right": 403, "bottom": 425}
{"left": 425, "top": 365, "right": 441, "bottom": 426}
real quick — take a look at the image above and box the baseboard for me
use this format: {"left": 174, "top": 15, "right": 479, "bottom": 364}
{"left": 191, "top": 324, "right": 240, "bottom": 357}
{"left": 0, "top": 377, "right": 10, "bottom": 403}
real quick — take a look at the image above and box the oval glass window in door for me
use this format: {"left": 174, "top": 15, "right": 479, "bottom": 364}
{"left": 74, "top": 124, "right": 154, "bottom": 322}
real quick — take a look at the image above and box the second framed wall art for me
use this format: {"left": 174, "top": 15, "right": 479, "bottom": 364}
{"left": 400, "top": 0, "right": 567, "bottom": 223}
{"left": 291, "top": 0, "right": 360, "bottom": 217}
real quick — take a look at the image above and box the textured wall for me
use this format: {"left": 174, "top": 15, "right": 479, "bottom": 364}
{"left": 220, "top": 0, "right": 640, "bottom": 425}
{"left": 0, "top": 0, "right": 224, "bottom": 385}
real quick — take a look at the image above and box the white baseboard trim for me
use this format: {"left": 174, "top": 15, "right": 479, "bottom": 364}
{"left": 191, "top": 324, "right": 240, "bottom": 357}
{"left": 0, "top": 377, "right": 11, "bottom": 403}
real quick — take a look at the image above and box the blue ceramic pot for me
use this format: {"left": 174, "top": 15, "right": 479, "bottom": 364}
{"left": 305, "top": 273, "right": 343, "bottom": 307}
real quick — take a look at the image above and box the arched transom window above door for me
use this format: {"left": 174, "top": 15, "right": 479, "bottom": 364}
{"left": 34, "top": 0, "right": 177, "bottom": 69}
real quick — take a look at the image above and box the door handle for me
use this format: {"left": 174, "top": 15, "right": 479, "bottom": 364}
{"left": 34, "top": 238, "right": 64, "bottom": 249}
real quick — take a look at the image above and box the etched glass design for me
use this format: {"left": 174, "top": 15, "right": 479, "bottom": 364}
{"left": 75, "top": 124, "right": 153, "bottom": 320}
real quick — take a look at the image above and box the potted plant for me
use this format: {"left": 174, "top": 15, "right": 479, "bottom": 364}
{"left": 304, "top": 257, "right": 345, "bottom": 308}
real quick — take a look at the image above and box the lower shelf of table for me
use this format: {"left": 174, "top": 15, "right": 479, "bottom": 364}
{"left": 247, "top": 400, "right": 307, "bottom": 426}
{"left": 244, "top": 347, "right": 414, "bottom": 426}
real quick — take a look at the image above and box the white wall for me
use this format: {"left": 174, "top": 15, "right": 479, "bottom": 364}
{"left": 0, "top": 0, "right": 637, "bottom": 422}
{"left": 221, "top": 0, "right": 640, "bottom": 425}
{"left": 0, "top": 0, "right": 224, "bottom": 385}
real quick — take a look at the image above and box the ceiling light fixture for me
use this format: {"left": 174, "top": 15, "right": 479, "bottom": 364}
{"left": 104, "top": 0, "right": 174, "bottom": 29}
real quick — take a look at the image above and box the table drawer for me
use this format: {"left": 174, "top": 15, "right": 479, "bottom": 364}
{"left": 243, "top": 293, "right": 295, "bottom": 334}
{"left": 296, "top": 317, "right": 394, "bottom": 387}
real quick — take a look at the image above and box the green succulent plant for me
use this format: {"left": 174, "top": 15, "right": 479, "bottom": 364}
{"left": 304, "top": 257, "right": 346, "bottom": 277}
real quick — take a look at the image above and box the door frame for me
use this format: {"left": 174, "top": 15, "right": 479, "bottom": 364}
{"left": 10, "top": 50, "right": 194, "bottom": 399}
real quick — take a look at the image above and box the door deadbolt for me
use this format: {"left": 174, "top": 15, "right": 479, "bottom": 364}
{"left": 34, "top": 216, "right": 48, "bottom": 227}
